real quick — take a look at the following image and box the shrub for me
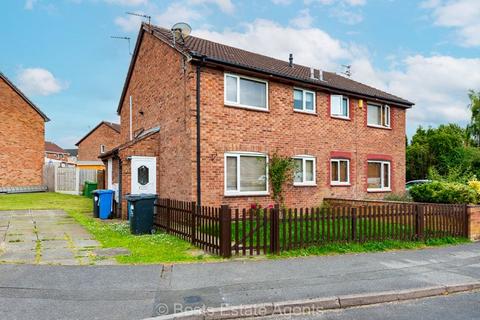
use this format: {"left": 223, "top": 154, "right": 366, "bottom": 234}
{"left": 409, "top": 181, "right": 477, "bottom": 204}
{"left": 384, "top": 192, "right": 413, "bottom": 202}
{"left": 468, "top": 180, "right": 480, "bottom": 196}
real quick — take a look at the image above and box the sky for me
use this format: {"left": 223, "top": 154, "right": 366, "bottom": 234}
{"left": 1, "top": 0, "right": 479, "bottom": 148}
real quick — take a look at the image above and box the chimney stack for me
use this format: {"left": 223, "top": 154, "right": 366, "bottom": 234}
{"left": 289, "top": 53, "right": 293, "bottom": 67}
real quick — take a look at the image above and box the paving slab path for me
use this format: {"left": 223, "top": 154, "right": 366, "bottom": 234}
{"left": 0, "top": 210, "right": 116, "bottom": 265}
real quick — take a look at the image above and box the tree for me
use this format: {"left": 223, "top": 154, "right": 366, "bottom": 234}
{"left": 466, "top": 90, "right": 480, "bottom": 146}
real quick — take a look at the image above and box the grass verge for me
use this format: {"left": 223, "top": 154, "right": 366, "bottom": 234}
{"left": 0, "top": 192, "right": 219, "bottom": 264}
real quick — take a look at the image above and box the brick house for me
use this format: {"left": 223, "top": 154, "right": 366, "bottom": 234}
{"left": 75, "top": 121, "right": 121, "bottom": 162}
{"left": 0, "top": 72, "right": 50, "bottom": 189}
{"left": 101, "top": 24, "right": 414, "bottom": 218}
{"left": 45, "top": 141, "right": 70, "bottom": 162}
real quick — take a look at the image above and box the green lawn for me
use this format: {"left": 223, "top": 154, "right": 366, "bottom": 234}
{"left": 0, "top": 192, "right": 219, "bottom": 264}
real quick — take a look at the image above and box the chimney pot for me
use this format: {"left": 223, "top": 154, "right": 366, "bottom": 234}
{"left": 289, "top": 53, "right": 293, "bottom": 67}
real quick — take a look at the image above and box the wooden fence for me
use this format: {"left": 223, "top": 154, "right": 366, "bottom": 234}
{"left": 153, "top": 199, "right": 468, "bottom": 258}
{"left": 43, "top": 165, "right": 103, "bottom": 194}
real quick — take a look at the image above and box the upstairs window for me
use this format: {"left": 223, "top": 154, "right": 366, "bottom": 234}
{"left": 367, "top": 160, "right": 391, "bottom": 191}
{"left": 225, "top": 74, "right": 268, "bottom": 110}
{"left": 100, "top": 145, "right": 106, "bottom": 154}
{"left": 225, "top": 152, "right": 268, "bottom": 196}
{"left": 293, "top": 89, "right": 315, "bottom": 113}
{"left": 367, "top": 103, "right": 390, "bottom": 128}
{"left": 330, "top": 95, "right": 349, "bottom": 118}
{"left": 293, "top": 156, "right": 316, "bottom": 186}
{"left": 331, "top": 159, "right": 350, "bottom": 185}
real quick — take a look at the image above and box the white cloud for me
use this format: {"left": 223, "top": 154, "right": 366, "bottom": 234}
{"left": 305, "top": 0, "right": 366, "bottom": 24}
{"left": 188, "top": 0, "right": 234, "bottom": 14}
{"left": 16, "top": 68, "right": 68, "bottom": 96}
{"left": 331, "top": 5, "right": 363, "bottom": 24}
{"left": 154, "top": 3, "right": 202, "bottom": 27}
{"left": 194, "top": 19, "right": 351, "bottom": 70}
{"left": 24, "top": 0, "right": 37, "bottom": 10}
{"left": 422, "top": 0, "right": 480, "bottom": 47}
{"left": 104, "top": 0, "right": 148, "bottom": 5}
{"left": 290, "top": 9, "right": 313, "bottom": 28}
{"left": 115, "top": 13, "right": 144, "bottom": 32}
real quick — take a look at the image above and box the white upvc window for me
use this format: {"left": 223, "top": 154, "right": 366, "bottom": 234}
{"left": 293, "top": 156, "right": 316, "bottom": 186}
{"left": 367, "top": 160, "right": 391, "bottom": 191}
{"left": 330, "top": 159, "right": 350, "bottom": 185}
{"left": 100, "top": 145, "right": 106, "bottom": 154}
{"left": 293, "top": 88, "right": 316, "bottom": 113}
{"left": 367, "top": 103, "right": 390, "bottom": 128}
{"left": 224, "top": 73, "right": 268, "bottom": 111}
{"left": 330, "top": 95, "right": 349, "bottom": 118}
{"left": 224, "top": 152, "right": 268, "bottom": 196}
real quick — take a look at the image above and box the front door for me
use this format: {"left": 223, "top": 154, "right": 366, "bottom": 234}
{"left": 131, "top": 156, "right": 157, "bottom": 194}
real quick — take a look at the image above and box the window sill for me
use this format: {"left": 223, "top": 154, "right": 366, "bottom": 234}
{"left": 331, "top": 183, "right": 351, "bottom": 187}
{"left": 224, "top": 192, "right": 269, "bottom": 197}
{"left": 331, "top": 115, "right": 351, "bottom": 121}
{"left": 367, "top": 188, "right": 392, "bottom": 193}
{"left": 225, "top": 103, "right": 269, "bottom": 113}
{"left": 293, "top": 183, "right": 317, "bottom": 187}
{"left": 367, "top": 124, "right": 391, "bottom": 130}
{"left": 294, "top": 110, "right": 317, "bottom": 116}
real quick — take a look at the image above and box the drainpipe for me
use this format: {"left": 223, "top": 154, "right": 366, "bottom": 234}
{"left": 115, "top": 153, "right": 123, "bottom": 219}
{"left": 129, "top": 96, "right": 133, "bottom": 141}
{"left": 196, "top": 62, "right": 202, "bottom": 206}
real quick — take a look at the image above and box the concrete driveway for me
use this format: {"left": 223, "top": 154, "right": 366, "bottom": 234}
{"left": 0, "top": 210, "right": 116, "bottom": 265}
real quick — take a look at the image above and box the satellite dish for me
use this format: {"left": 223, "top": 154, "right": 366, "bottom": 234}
{"left": 171, "top": 22, "right": 192, "bottom": 43}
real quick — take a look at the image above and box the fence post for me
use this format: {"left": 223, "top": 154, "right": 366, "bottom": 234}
{"left": 416, "top": 204, "right": 424, "bottom": 240}
{"left": 219, "top": 205, "right": 232, "bottom": 258}
{"left": 191, "top": 201, "right": 197, "bottom": 245}
{"left": 166, "top": 199, "right": 171, "bottom": 234}
{"left": 351, "top": 207, "right": 357, "bottom": 241}
{"left": 270, "top": 204, "right": 280, "bottom": 254}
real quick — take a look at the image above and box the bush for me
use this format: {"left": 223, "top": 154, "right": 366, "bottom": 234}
{"left": 384, "top": 192, "right": 413, "bottom": 202}
{"left": 409, "top": 181, "right": 477, "bottom": 204}
{"left": 468, "top": 180, "right": 480, "bottom": 195}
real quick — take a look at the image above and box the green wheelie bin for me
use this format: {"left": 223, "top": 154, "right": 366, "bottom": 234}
{"left": 83, "top": 181, "right": 98, "bottom": 198}
{"left": 126, "top": 194, "right": 157, "bottom": 235}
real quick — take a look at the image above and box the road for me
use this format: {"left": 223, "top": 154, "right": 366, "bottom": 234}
{"left": 262, "top": 291, "right": 480, "bottom": 320}
{"left": 0, "top": 242, "right": 479, "bottom": 319}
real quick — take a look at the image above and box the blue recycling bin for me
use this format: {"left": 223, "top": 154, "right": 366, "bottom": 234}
{"left": 95, "top": 190, "right": 114, "bottom": 220}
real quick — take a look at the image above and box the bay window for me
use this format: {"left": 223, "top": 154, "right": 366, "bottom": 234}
{"left": 225, "top": 152, "right": 268, "bottom": 195}
{"left": 224, "top": 73, "right": 268, "bottom": 110}
{"left": 293, "top": 156, "right": 316, "bottom": 186}
{"left": 367, "top": 103, "right": 390, "bottom": 128}
{"left": 367, "top": 160, "right": 391, "bottom": 191}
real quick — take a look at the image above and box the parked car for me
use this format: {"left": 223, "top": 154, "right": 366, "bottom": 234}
{"left": 406, "top": 179, "right": 431, "bottom": 190}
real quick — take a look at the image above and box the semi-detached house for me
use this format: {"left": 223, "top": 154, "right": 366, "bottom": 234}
{"left": 101, "top": 23, "right": 414, "bottom": 218}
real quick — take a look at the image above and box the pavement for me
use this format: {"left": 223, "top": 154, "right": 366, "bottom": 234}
{"left": 0, "top": 210, "right": 116, "bottom": 265}
{"left": 260, "top": 291, "right": 480, "bottom": 320}
{"left": 0, "top": 242, "right": 479, "bottom": 319}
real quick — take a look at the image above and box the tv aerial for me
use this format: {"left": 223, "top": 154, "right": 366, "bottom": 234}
{"left": 342, "top": 64, "right": 352, "bottom": 77}
{"left": 126, "top": 12, "right": 151, "bottom": 27}
{"left": 110, "top": 36, "right": 132, "bottom": 55}
{"left": 171, "top": 22, "right": 192, "bottom": 46}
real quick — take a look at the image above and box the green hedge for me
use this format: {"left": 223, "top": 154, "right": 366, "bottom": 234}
{"left": 409, "top": 181, "right": 477, "bottom": 204}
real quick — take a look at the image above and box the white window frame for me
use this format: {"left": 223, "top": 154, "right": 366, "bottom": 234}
{"left": 367, "top": 103, "right": 391, "bottom": 128}
{"left": 330, "top": 159, "right": 350, "bottom": 186}
{"left": 330, "top": 95, "right": 350, "bottom": 119}
{"left": 224, "top": 73, "right": 269, "bottom": 111}
{"left": 293, "top": 155, "right": 316, "bottom": 186}
{"left": 100, "top": 145, "right": 106, "bottom": 154}
{"left": 224, "top": 152, "right": 269, "bottom": 196}
{"left": 367, "top": 160, "right": 391, "bottom": 192}
{"left": 293, "top": 88, "right": 316, "bottom": 113}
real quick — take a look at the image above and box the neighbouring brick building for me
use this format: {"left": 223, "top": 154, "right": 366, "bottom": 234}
{"left": 45, "top": 141, "right": 70, "bottom": 161}
{"left": 0, "top": 72, "right": 50, "bottom": 189}
{"left": 101, "top": 24, "right": 414, "bottom": 218}
{"left": 76, "top": 121, "right": 121, "bottom": 162}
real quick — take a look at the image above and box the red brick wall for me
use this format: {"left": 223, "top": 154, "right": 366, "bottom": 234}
{"left": 0, "top": 78, "right": 45, "bottom": 187}
{"left": 117, "top": 31, "right": 194, "bottom": 216}
{"left": 77, "top": 123, "right": 121, "bottom": 161}
{"left": 196, "top": 67, "right": 407, "bottom": 208}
